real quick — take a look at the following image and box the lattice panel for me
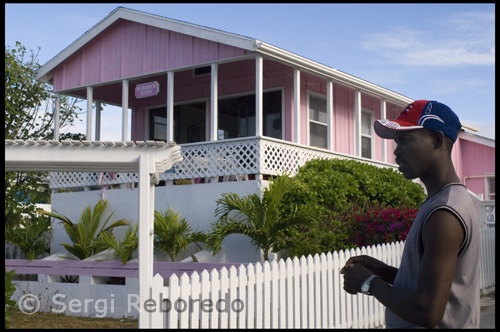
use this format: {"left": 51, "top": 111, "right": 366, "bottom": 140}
{"left": 162, "top": 139, "right": 260, "bottom": 180}
{"left": 49, "top": 137, "right": 399, "bottom": 190}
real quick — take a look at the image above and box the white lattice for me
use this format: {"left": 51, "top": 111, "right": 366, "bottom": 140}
{"left": 49, "top": 137, "right": 398, "bottom": 190}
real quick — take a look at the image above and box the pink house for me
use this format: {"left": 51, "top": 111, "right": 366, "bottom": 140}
{"left": 36, "top": 7, "right": 494, "bottom": 258}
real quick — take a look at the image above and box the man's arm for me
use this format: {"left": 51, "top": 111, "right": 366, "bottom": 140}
{"left": 342, "top": 209, "right": 465, "bottom": 328}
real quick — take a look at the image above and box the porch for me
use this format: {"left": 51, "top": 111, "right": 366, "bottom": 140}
{"left": 49, "top": 136, "right": 399, "bottom": 192}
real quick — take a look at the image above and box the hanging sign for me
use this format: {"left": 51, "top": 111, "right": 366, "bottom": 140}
{"left": 135, "top": 81, "right": 160, "bottom": 99}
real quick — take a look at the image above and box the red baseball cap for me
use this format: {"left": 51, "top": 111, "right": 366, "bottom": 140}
{"left": 374, "top": 100, "right": 462, "bottom": 141}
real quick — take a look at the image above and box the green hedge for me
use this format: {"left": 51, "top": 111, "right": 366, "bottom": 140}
{"left": 281, "top": 158, "right": 426, "bottom": 257}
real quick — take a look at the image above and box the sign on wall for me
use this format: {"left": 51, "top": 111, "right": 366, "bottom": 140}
{"left": 135, "top": 81, "right": 160, "bottom": 99}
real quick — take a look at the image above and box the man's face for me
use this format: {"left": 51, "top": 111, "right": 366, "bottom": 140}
{"left": 393, "top": 129, "right": 436, "bottom": 180}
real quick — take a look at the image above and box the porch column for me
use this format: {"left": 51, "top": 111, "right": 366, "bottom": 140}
{"left": 326, "top": 80, "right": 334, "bottom": 150}
{"left": 354, "top": 90, "right": 362, "bottom": 157}
{"left": 167, "top": 71, "right": 174, "bottom": 142}
{"left": 54, "top": 93, "right": 60, "bottom": 140}
{"left": 86, "top": 86, "right": 93, "bottom": 141}
{"left": 210, "top": 63, "right": 218, "bottom": 141}
{"left": 138, "top": 154, "right": 155, "bottom": 328}
{"left": 380, "top": 99, "right": 387, "bottom": 163}
{"left": 122, "top": 79, "right": 129, "bottom": 142}
{"left": 293, "top": 68, "right": 301, "bottom": 144}
{"left": 255, "top": 55, "right": 263, "bottom": 137}
{"left": 95, "top": 101, "right": 101, "bottom": 141}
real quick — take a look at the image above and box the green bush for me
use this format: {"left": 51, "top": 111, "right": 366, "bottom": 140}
{"left": 5, "top": 267, "right": 17, "bottom": 329}
{"left": 281, "top": 158, "right": 426, "bottom": 256}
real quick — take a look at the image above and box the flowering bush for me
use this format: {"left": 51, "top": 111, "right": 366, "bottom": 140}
{"left": 347, "top": 205, "right": 419, "bottom": 247}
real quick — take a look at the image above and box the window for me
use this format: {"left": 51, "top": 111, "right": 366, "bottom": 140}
{"left": 308, "top": 95, "right": 327, "bottom": 148}
{"left": 218, "top": 90, "right": 282, "bottom": 139}
{"left": 150, "top": 108, "right": 167, "bottom": 141}
{"left": 361, "top": 110, "right": 373, "bottom": 159}
{"left": 487, "top": 176, "right": 495, "bottom": 200}
{"left": 149, "top": 102, "right": 206, "bottom": 143}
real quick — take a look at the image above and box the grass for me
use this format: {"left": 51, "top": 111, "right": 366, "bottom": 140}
{"left": 8, "top": 309, "right": 138, "bottom": 329}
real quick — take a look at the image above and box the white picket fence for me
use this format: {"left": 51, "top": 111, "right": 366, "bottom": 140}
{"left": 148, "top": 227, "right": 495, "bottom": 329}
{"left": 150, "top": 241, "right": 403, "bottom": 329}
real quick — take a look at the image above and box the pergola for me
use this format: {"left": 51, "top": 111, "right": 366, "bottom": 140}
{"left": 5, "top": 139, "right": 183, "bottom": 328}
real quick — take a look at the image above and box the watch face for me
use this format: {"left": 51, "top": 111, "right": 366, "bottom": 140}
{"left": 361, "top": 283, "right": 369, "bottom": 293}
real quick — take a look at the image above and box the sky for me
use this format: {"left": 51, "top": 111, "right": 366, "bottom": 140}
{"left": 5, "top": 3, "right": 495, "bottom": 141}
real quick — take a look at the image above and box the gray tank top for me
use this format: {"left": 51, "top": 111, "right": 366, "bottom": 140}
{"left": 385, "top": 183, "right": 480, "bottom": 328}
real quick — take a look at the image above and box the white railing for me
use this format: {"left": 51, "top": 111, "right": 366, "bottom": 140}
{"left": 48, "top": 136, "right": 398, "bottom": 190}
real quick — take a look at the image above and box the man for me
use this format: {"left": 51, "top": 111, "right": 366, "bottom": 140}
{"left": 340, "top": 100, "right": 480, "bottom": 328}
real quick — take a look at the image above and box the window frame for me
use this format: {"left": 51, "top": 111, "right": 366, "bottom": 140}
{"left": 361, "top": 109, "right": 374, "bottom": 159}
{"left": 307, "top": 91, "right": 328, "bottom": 149}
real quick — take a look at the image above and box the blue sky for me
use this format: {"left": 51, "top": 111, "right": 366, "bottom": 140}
{"left": 5, "top": 3, "right": 495, "bottom": 140}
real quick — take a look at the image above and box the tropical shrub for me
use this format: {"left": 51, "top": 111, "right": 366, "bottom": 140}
{"left": 206, "top": 174, "right": 320, "bottom": 261}
{"left": 346, "top": 204, "right": 419, "bottom": 247}
{"left": 100, "top": 225, "right": 139, "bottom": 264}
{"left": 39, "top": 200, "right": 129, "bottom": 260}
{"left": 5, "top": 214, "right": 52, "bottom": 260}
{"left": 154, "top": 208, "right": 206, "bottom": 262}
{"left": 281, "top": 158, "right": 425, "bottom": 256}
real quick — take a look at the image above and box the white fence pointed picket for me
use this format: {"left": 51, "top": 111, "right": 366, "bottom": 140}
{"left": 199, "top": 270, "right": 210, "bottom": 328}
{"left": 209, "top": 268, "right": 220, "bottom": 329}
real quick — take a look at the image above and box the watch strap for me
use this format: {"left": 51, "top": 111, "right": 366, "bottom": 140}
{"left": 361, "top": 274, "right": 379, "bottom": 295}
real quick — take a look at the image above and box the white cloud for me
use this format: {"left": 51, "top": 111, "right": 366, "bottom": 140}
{"left": 360, "top": 11, "right": 495, "bottom": 67}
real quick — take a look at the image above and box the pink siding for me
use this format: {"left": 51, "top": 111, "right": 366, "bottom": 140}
{"left": 455, "top": 137, "right": 495, "bottom": 198}
{"left": 52, "top": 19, "right": 254, "bottom": 91}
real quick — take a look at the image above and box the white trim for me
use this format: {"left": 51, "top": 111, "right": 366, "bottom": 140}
{"left": 210, "top": 63, "right": 218, "bottom": 141}
{"left": 255, "top": 55, "right": 263, "bottom": 137}
{"left": 306, "top": 91, "right": 328, "bottom": 149}
{"left": 459, "top": 131, "right": 495, "bottom": 148}
{"left": 361, "top": 109, "right": 374, "bottom": 160}
{"left": 167, "top": 71, "right": 174, "bottom": 142}
{"left": 294, "top": 68, "right": 301, "bottom": 144}
{"left": 86, "top": 86, "right": 93, "bottom": 141}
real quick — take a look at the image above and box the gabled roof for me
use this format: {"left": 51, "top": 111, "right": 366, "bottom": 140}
{"left": 35, "top": 7, "right": 257, "bottom": 83}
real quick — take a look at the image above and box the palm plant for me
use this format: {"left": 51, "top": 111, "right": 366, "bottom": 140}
{"left": 5, "top": 214, "right": 52, "bottom": 260}
{"left": 154, "top": 208, "right": 206, "bottom": 262}
{"left": 39, "top": 199, "right": 129, "bottom": 260}
{"left": 100, "top": 225, "right": 139, "bottom": 264}
{"left": 205, "top": 174, "right": 319, "bottom": 261}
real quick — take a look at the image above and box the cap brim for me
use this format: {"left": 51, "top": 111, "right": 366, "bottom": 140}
{"left": 374, "top": 119, "right": 424, "bottom": 139}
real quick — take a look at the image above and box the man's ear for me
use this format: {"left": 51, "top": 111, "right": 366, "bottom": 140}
{"left": 434, "top": 131, "right": 445, "bottom": 149}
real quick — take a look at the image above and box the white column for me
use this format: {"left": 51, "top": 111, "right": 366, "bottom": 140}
{"left": 54, "top": 93, "right": 60, "bottom": 140}
{"left": 95, "top": 101, "right": 101, "bottom": 141}
{"left": 86, "top": 86, "right": 93, "bottom": 141}
{"left": 380, "top": 99, "right": 387, "bottom": 163}
{"left": 210, "top": 63, "right": 218, "bottom": 141}
{"left": 138, "top": 154, "right": 155, "bottom": 328}
{"left": 293, "top": 68, "right": 301, "bottom": 144}
{"left": 122, "top": 79, "right": 129, "bottom": 142}
{"left": 167, "top": 71, "right": 174, "bottom": 142}
{"left": 255, "top": 55, "right": 263, "bottom": 137}
{"left": 354, "top": 90, "right": 362, "bottom": 157}
{"left": 326, "top": 80, "right": 334, "bottom": 150}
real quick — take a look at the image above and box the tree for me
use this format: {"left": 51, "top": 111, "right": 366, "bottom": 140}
{"left": 205, "top": 175, "right": 319, "bottom": 261}
{"left": 154, "top": 209, "right": 206, "bottom": 262}
{"left": 5, "top": 41, "right": 84, "bottom": 228}
{"left": 39, "top": 200, "right": 129, "bottom": 260}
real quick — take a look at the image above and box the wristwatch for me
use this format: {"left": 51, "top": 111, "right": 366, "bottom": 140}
{"left": 361, "top": 274, "right": 379, "bottom": 295}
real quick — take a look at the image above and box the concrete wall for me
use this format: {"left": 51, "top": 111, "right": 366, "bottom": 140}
{"left": 50, "top": 180, "right": 268, "bottom": 262}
